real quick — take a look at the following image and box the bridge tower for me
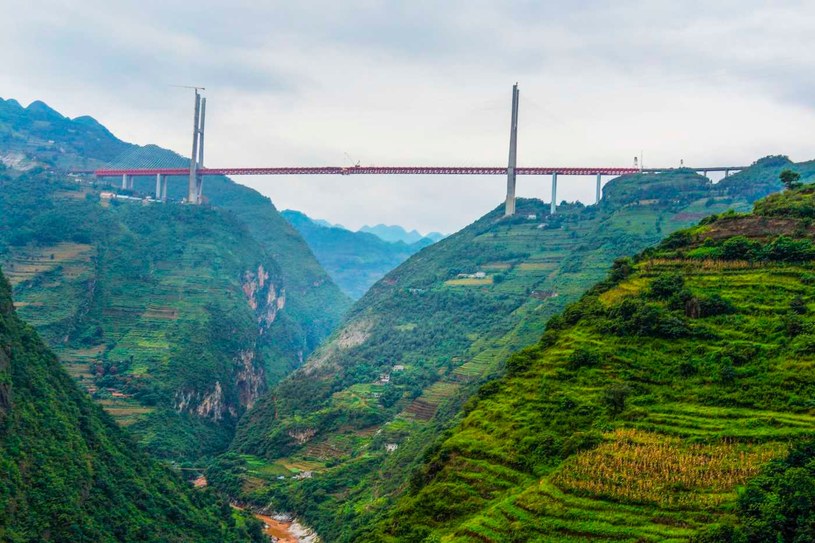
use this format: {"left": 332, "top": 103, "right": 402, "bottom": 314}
{"left": 196, "top": 97, "right": 207, "bottom": 203}
{"left": 504, "top": 83, "right": 520, "bottom": 216}
{"left": 187, "top": 88, "right": 206, "bottom": 204}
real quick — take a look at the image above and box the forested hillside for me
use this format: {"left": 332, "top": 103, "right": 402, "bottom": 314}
{"left": 0, "top": 267, "right": 264, "bottom": 543}
{"left": 282, "top": 210, "right": 433, "bottom": 298}
{"left": 0, "top": 98, "right": 351, "bottom": 459}
{"left": 227, "top": 158, "right": 815, "bottom": 540}
{"left": 367, "top": 183, "right": 815, "bottom": 542}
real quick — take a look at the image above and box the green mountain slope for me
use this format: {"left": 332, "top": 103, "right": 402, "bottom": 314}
{"left": 228, "top": 159, "right": 812, "bottom": 540}
{"left": 0, "top": 267, "right": 264, "bottom": 543}
{"left": 282, "top": 209, "right": 433, "bottom": 299}
{"left": 0, "top": 98, "right": 351, "bottom": 459}
{"left": 367, "top": 184, "right": 815, "bottom": 542}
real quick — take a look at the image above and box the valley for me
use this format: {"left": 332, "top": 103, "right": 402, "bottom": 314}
{"left": 6, "top": 4, "right": 815, "bottom": 542}
{"left": 226, "top": 158, "right": 815, "bottom": 541}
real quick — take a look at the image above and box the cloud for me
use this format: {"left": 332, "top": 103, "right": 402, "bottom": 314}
{"left": 1, "top": 0, "right": 815, "bottom": 233}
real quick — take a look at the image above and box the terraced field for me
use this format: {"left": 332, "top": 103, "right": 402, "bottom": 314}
{"left": 371, "top": 201, "right": 815, "bottom": 542}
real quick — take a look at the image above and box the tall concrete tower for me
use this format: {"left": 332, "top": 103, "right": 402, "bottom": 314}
{"left": 505, "top": 83, "right": 520, "bottom": 216}
{"left": 196, "top": 97, "right": 207, "bottom": 203}
{"left": 188, "top": 90, "right": 202, "bottom": 204}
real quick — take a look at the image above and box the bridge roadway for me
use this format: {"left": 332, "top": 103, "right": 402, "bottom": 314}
{"left": 82, "top": 164, "right": 748, "bottom": 214}
{"left": 87, "top": 165, "right": 744, "bottom": 177}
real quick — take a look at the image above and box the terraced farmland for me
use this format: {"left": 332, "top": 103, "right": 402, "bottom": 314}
{"left": 370, "top": 194, "right": 815, "bottom": 542}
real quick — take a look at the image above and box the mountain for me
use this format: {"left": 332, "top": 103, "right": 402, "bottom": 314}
{"left": 359, "top": 223, "right": 444, "bottom": 245}
{"left": 227, "top": 158, "right": 813, "bottom": 540}
{"left": 0, "top": 267, "right": 264, "bottom": 543}
{"left": 282, "top": 209, "right": 433, "bottom": 299}
{"left": 0, "top": 98, "right": 351, "bottom": 459}
{"left": 366, "top": 183, "right": 815, "bottom": 542}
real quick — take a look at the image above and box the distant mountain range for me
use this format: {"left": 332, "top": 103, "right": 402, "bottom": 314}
{"left": 359, "top": 223, "right": 445, "bottom": 244}
{"left": 281, "top": 210, "right": 437, "bottom": 299}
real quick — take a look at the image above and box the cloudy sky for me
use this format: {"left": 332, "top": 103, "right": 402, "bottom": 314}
{"left": 2, "top": 1, "right": 815, "bottom": 234}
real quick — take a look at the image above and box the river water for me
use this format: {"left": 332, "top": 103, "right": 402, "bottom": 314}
{"left": 252, "top": 512, "right": 320, "bottom": 543}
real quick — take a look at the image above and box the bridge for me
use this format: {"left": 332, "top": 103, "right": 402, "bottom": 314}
{"left": 83, "top": 86, "right": 748, "bottom": 215}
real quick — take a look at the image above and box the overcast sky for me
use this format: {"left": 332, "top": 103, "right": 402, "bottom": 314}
{"left": 2, "top": 1, "right": 815, "bottom": 234}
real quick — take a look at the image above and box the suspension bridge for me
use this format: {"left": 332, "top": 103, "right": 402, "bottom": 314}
{"left": 78, "top": 85, "right": 748, "bottom": 215}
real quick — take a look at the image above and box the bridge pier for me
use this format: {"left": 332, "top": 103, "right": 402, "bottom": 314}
{"left": 162, "top": 176, "right": 168, "bottom": 202}
{"left": 596, "top": 173, "right": 602, "bottom": 204}
{"left": 551, "top": 172, "right": 558, "bottom": 214}
{"left": 122, "top": 174, "right": 128, "bottom": 189}
{"left": 155, "top": 174, "right": 162, "bottom": 200}
{"left": 505, "top": 84, "right": 519, "bottom": 216}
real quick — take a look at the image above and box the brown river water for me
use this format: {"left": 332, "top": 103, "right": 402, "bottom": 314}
{"left": 254, "top": 513, "right": 299, "bottom": 542}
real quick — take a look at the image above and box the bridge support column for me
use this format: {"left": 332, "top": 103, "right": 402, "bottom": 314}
{"left": 505, "top": 83, "right": 520, "bottom": 216}
{"left": 122, "top": 174, "right": 128, "bottom": 190}
{"left": 155, "top": 174, "right": 162, "bottom": 200}
{"left": 596, "top": 173, "right": 602, "bottom": 204}
{"left": 725, "top": 169, "right": 730, "bottom": 177}
{"left": 551, "top": 172, "right": 558, "bottom": 214}
{"left": 162, "top": 176, "right": 168, "bottom": 202}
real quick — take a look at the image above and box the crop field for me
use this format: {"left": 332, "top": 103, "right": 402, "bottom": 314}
{"left": 445, "top": 277, "right": 494, "bottom": 286}
{"left": 553, "top": 429, "right": 782, "bottom": 508}
{"left": 1, "top": 242, "right": 94, "bottom": 286}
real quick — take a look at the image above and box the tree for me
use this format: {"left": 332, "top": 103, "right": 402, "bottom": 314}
{"left": 780, "top": 169, "right": 802, "bottom": 190}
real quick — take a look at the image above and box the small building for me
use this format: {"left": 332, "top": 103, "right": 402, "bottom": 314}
{"left": 385, "top": 443, "right": 398, "bottom": 453}
{"left": 473, "top": 271, "right": 487, "bottom": 279}
{"left": 526, "top": 214, "right": 537, "bottom": 220}
{"left": 392, "top": 365, "right": 405, "bottom": 372}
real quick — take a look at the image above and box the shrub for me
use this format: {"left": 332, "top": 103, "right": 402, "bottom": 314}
{"left": 765, "top": 235, "right": 815, "bottom": 262}
{"left": 699, "top": 294, "right": 736, "bottom": 317}
{"left": 649, "top": 273, "right": 686, "bottom": 300}
{"left": 720, "top": 236, "right": 762, "bottom": 260}
{"left": 791, "top": 296, "right": 808, "bottom": 315}
{"left": 660, "top": 230, "right": 693, "bottom": 249}
{"left": 608, "top": 298, "right": 690, "bottom": 339}
{"left": 567, "top": 348, "right": 601, "bottom": 370}
{"left": 603, "top": 384, "right": 631, "bottom": 415}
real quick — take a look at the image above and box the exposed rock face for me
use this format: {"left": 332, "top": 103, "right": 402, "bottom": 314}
{"left": 235, "top": 349, "right": 264, "bottom": 410}
{"left": 304, "top": 318, "right": 374, "bottom": 374}
{"left": 288, "top": 428, "right": 317, "bottom": 445}
{"left": 242, "top": 264, "right": 287, "bottom": 333}
{"left": 175, "top": 382, "right": 235, "bottom": 421}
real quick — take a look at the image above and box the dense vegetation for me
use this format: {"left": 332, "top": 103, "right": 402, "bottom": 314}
{"left": 225, "top": 158, "right": 813, "bottom": 540}
{"left": 0, "top": 99, "right": 351, "bottom": 460}
{"left": 282, "top": 209, "right": 434, "bottom": 299}
{"left": 0, "top": 268, "right": 264, "bottom": 543}
{"left": 363, "top": 184, "right": 815, "bottom": 542}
